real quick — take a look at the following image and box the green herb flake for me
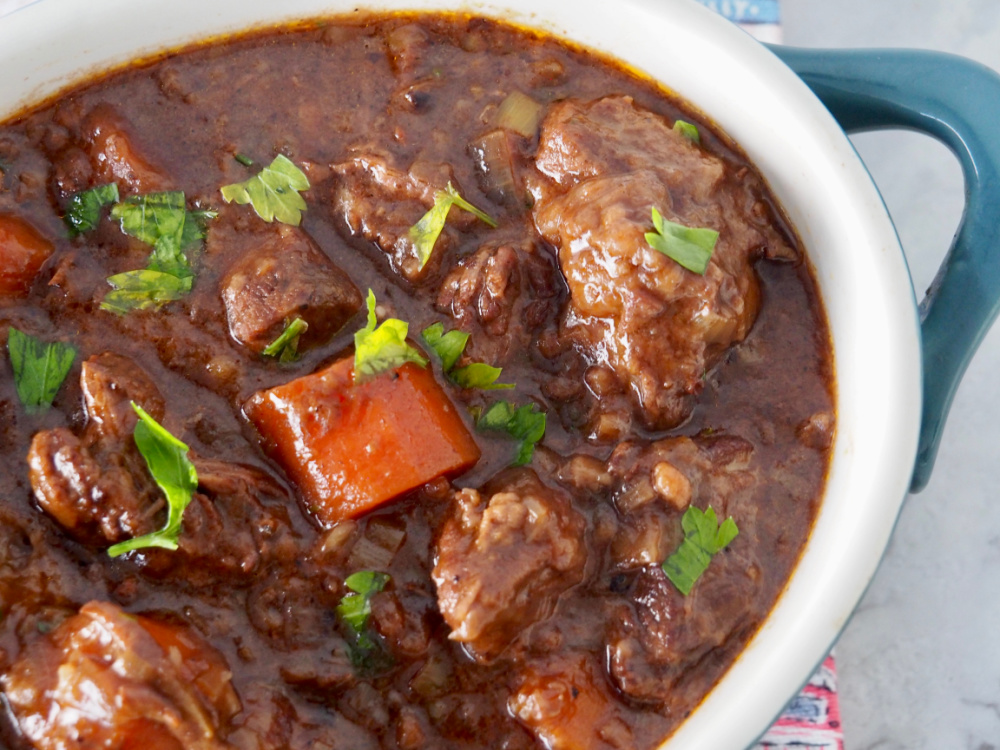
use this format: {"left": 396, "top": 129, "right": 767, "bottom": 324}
{"left": 409, "top": 183, "right": 497, "bottom": 271}
{"left": 337, "top": 571, "right": 393, "bottom": 670}
{"left": 476, "top": 400, "right": 546, "bottom": 466}
{"left": 64, "top": 183, "right": 119, "bottom": 236}
{"left": 673, "top": 119, "right": 701, "bottom": 143}
{"left": 354, "top": 290, "right": 428, "bottom": 383}
{"left": 421, "top": 322, "right": 469, "bottom": 373}
{"left": 662, "top": 505, "right": 739, "bottom": 596}
{"left": 234, "top": 153, "right": 254, "bottom": 167}
{"left": 111, "top": 191, "right": 214, "bottom": 278}
{"left": 100, "top": 270, "right": 193, "bottom": 315}
{"left": 421, "top": 322, "right": 513, "bottom": 390}
{"left": 451, "top": 362, "right": 513, "bottom": 390}
{"left": 7, "top": 327, "right": 76, "bottom": 413}
{"left": 220, "top": 154, "right": 310, "bottom": 226}
{"left": 645, "top": 207, "right": 718, "bottom": 275}
{"left": 263, "top": 317, "right": 308, "bottom": 363}
{"left": 107, "top": 403, "right": 198, "bottom": 557}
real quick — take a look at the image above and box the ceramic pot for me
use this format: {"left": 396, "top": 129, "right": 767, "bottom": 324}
{"left": 3, "top": 0, "right": 998, "bottom": 747}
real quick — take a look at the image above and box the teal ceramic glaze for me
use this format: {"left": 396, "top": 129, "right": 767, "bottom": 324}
{"left": 772, "top": 47, "right": 1000, "bottom": 492}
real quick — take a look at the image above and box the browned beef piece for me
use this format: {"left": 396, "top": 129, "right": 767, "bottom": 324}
{"left": 432, "top": 469, "right": 586, "bottom": 662}
{"left": 602, "top": 435, "right": 762, "bottom": 706}
{"left": 81, "top": 352, "right": 166, "bottom": 441}
{"left": 84, "top": 103, "right": 174, "bottom": 194}
{"left": 435, "top": 240, "right": 562, "bottom": 364}
{"left": 331, "top": 153, "right": 474, "bottom": 281}
{"left": 2, "top": 601, "right": 241, "bottom": 750}
{"left": 220, "top": 224, "right": 362, "bottom": 354}
{"left": 529, "top": 96, "right": 767, "bottom": 430}
{"left": 29, "top": 355, "right": 295, "bottom": 583}
{"left": 28, "top": 353, "right": 166, "bottom": 546}
{"left": 27, "top": 427, "right": 159, "bottom": 546}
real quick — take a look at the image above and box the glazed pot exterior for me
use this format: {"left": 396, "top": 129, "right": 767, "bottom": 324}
{"left": 0, "top": 1, "right": 924, "bottom": 748}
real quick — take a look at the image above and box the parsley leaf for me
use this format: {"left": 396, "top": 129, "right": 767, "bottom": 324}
{"left": 100, "top": 192, "right": 213, "bottom": 313}
{"left": 421, "top": 322, "right": 513, "bottom": 390}
{"left": 662, "top": 505, "right": 739, "bottom": 595}
{"left": 421, "top": 322, "right": 468, "bottom": 372}
{"left": 673, "top": 119, "right": 701, "bottom": 143}
{"left": 645, "top": 207, "right": 718, "bottom": 275}
{"left": 409, "top": 183, "right": 497, "bottom": 271}
{"left": 64, "top": 184, "right": 119, "bottom": 236}
{"left": 111, "top": 191, "right": 214, "bottom": 277}
{"left": 220, "top": 154, "right": 310, "bottom": 225}
{"left": 451, "top": 363, "right": 512, "bottom": 390}
{"left": 337, "top": 571, "right": 393, "bottom": 670}
{"left": 101, "top": 270, "right": 193, "bottom": 315}
{"left": 476, "top": 400, "right": 546, "bottom": 466}
{"left": 7, "top": 327, "right": 76, "bottom": 413}
{"left": 262, "top": 317, "right": 308, "bottom": 363}
{"left": 107, "top": 403, "right": 198, "bottom": 557}
{"left": 354, "top": 290, "right": 428, "bottom": 384}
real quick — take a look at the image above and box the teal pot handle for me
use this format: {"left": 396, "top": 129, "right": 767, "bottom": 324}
{"left": 770, "top": 46, "right": 1000, "bottom": 492}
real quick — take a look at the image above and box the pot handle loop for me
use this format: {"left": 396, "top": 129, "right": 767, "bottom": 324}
{"left": 770, "top": 46, "right": 1000, "bottom": 492}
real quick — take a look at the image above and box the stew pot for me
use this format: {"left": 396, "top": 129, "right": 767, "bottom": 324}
{"left": 4, "top": 0, "right": 999, "bottom": 748}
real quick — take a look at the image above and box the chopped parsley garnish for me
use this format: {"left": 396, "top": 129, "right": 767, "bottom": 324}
{"left": 101, "top": 192, "right": 214, "bottom": 314}
{"left": 107, "top": 403, "right": 197, "bottom": 558}
{"left": 102, "top": 270, "right": 193, "bottom": 315}
{"left": 64, "top": 183, "right": 119, "bottom": 236}
{"left": 337, "top": 570, "right": 393, "bottom": 670}
{"left": 7, "top": 327, "right": 76, "bottom": 413}
{"left": 234, "top": 153, "right": 254, "bottom": 167}
{"left": 476, "top": 400, "right": 546, "bottom": 466}
{"left": 262, "top": 317, "right": 308, "bottom": 362}
{"left": 645, "top": 207, "right": 718, "bottom": 275}
{"left": 421, "top": 322, "right": 513, "bottom": 390}
{"left": 673, "top": 119, "right": 701, "bottom": 143}
{"left": 409, "top": 183, "right": 496, "bottom": 271}
{"left": 220, "top": 154, "right": 310, "bottom": 226}
{"left": 353, "top": 290, "right": 428, "bottom": 384}
{"left": 662, "top": 505, "right": 739, "bottom": 595}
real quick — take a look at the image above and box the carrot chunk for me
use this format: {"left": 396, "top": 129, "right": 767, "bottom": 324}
{"left": 246, "top": 358, "right": 480, "bottom": 525}
{"left": 0, "top": 214, "right": 54, "bottom": 296}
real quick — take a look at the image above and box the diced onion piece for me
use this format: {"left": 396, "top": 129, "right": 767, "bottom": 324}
{"left": 470, "top": 129, "right": 517, "bottom": 204}
{"left": 494, "top": 90, "right": 543, "bottom": 138}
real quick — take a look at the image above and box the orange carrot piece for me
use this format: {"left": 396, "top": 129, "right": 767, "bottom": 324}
{"left": 246, "top": 358, "right": 480, "bottom": 525}
{"left": 0, "top": 214, "right": 54, "bottom": 296}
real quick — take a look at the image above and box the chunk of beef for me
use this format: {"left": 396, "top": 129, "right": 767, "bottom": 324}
{"left": 432, "top": 469, "right": 586, "bottom": 662}
{"left": 84, "top": 104, "right": 173, "bottom": 194}
{"left": 2, "top": 601, "right": 241, "bottom": 750}
{"left": 601, "top": 435, "right": 762, "bottom": 705}
{"left": 220, "top": 224, "right": 362, "bottom": 354}
{"left": 510, "top": 654, "right": 635, "bottom": 750}
{"left": 81, "top": 352, "right": 166, "bottom": 441}
{"left": 606, "top": 563, "right": 760, "bottom": 708}
{"left": 529, "top": 96, "right": 767, "bottom": 430}
{"left": 0, "top": 214, "right": 54, "bottom": 296}
{"left": 28, "top": 354, "right": 165, "bottom": 546}
{"left": 435, "top": 240, "right": 562, "bottom": 364}
{"left": 27, "top": 427, "right": 160, "bottom": 546}
{"left": 29, "top": 355, "right": 295, "bottom": 582}
{"left": 331, "top": 153, "right": 473, "bottom": 281}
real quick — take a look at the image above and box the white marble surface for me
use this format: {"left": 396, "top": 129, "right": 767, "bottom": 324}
{"left": 782, "top": 2, "right": 1000, "bottom": 749}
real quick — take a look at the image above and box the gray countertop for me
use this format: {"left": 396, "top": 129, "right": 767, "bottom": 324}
{"left": 783, "top": 2, "right": 1000, "bottom": 748}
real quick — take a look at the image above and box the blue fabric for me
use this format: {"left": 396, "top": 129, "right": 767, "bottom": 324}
{"left": 693, "top": 0, "right": 780, "bottom": 24}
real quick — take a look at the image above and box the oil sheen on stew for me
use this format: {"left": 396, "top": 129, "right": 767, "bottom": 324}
{"left": 0, "top": 13, "right": 834, "bottom": 750}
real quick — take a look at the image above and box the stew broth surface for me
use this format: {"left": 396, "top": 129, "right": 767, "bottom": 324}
{"left": 0, "top": 13, "right": 833, "bottom": 750}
